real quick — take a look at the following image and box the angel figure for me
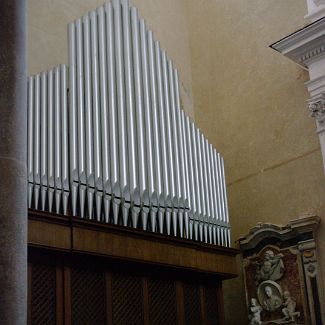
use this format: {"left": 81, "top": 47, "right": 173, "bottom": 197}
{"left": 249, "top": 298, "right": 262, "bottom": 325}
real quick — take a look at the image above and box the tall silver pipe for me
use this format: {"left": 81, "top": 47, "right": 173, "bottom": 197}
{"left": 106, "top": 1, "right": 120, "bottom": 223}
{"left": 27, "top": 77, "right": 34, "bottom": 208}
{"left": 54, "top": 67, "right": 62, "bottom": 214}
{"left": 114, "top": 0, "right": 130, "bottom": 225}
{"left": 161, "top": 51, "right": 175, "bottom": 236}
{"left": 33, "top": 75, "right": 41, "bottom": 210}
{"left": 201, "top": 134, "right": 210, "bottom": 225}
{"left": 76, "top": 18, "right": 87, "bottom": 218}
{"left": 140, "top": 21, "right": 157, "bottom": 231}
{"left": 220, "top": 156, "right": 230, "bottom": 246}
{"left": 215, "top": 151, "right": 225, "bottom": 245}
{"left": 155, "top": 41, "right": 170, "bottom": 233}
{"left": 98, "top": 5, "right": 111, "bottom": 223}
{"left": 83, "top": 14, "right": 95, "bottom": 220}
{"left": 180, "top": 111, "right": 193, "bottom": 238}
{"left": 148, "top": 33, "right": 163, "bottom": 209}
{"left": 140, "top": 20, "right": 155, "bottom": 206}
{"left": 209, "top": 143, "right": 219, "bottom": 244}
{"left": 190, "top": 121, "right": 201, "bottom": 229}
{"left": 90, "top": 10, "right": 103, "bottom": 221}
{"left": 174, "top": 70, "right": 187, "bottom": 206}
{"left": 40, "top": 72, "right": 48, "bottom": 211}
{"left": 131, "top": 8, "right": 149, "bottom": 224}
{"left": 168, "top": 60, "right": 180, "bottom": 236}
{"left": 47, "top": 69, "right": 55, "bottom": 213}
{"left": 196, "top": 129, "right": 206, "bottom": 233}
{"left": 60, "top": 65, "right": 69, "bottom": 215}
{"left": 68, "top": 22, "right": 79, "bottom": 217}
{"left": 168, "top": 61, "right": 181, "bottom": 206}
{"left": 122, "top": 0, "right": 139, "bottom": 226}
{"left": 206, "top": 140, "right": 215, "bottom": 222}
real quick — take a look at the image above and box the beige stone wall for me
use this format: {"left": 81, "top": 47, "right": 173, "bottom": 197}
{"left": 28, "top": 0, "right": 194, "bottom": 117}
{"left": 183, "top": 0, "right": 325, "bottom": 323}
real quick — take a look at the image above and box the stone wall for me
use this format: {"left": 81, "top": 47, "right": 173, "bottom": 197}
{"left": 183, "top": 0, "right": 325, "bottom": 323}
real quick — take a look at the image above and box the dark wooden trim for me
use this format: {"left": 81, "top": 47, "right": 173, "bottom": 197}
{"left": 216, "top": 282, "right": 225, "bottom": 325}
{"left": 56, "top": 264, "right": 64, "bottom": 325}
{"left": 28, "top": 209, "right": 238, "bottom": 279}
{"left": 105, "top": 272, "right": 113, "bottom": 325}
{"left": 142, "top": 277, "right": 150, "bottom": 325}
{"left": 176, "top": 281, "right": 185, "bottom": 325}
{"left": 28, "top": 209, "right": 239, "bottom": 256}
{"left": 63, "top": 266, "right": 71, "bottom": 325}
{"left": 28, "top": 262, "right": 32, "bottom": 325}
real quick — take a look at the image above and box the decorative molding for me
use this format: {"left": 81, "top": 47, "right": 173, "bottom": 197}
{"left": 238, "top": 216, "right": 320, "bottom": 252}
{"left": 307, "top": 93, "right": 325, "bottom": 122}
{"left": 299, "top": 44, "right": 325, "bottom": 65}
{"left": 270, "top": 17, "right": 325, "bottom": 68}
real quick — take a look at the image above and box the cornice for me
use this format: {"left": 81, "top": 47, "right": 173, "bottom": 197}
{"left": 271, "top": 17, "right": 325, "bottom": 67}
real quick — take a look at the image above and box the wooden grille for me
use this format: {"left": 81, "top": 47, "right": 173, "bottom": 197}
{"left": 71, "top": 268, "right": 106, "bottom": 325}
{"left": 184, "top": 283, "right": 201, "bottom": 325}
{"left": 205, "top": 286, "right": 219, "bottom": 325}
{"left": 148, "top": 279, "right": 178, "bottom": 325}
{"left": 31, "top": 263, "right": 56, "bottom": 325}
{"left": 112, "top": 273, "right": 144, "bottom": 325}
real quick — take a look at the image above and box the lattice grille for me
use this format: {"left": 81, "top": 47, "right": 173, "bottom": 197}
{"left": 205, "top": 286, "right": 219, "bottom": 325}
{"left": 112, "top": 273, "right": 144, "bottom": 325}
{"left": 184, "top": 283, "right": 201, "bottom": 325}
{"left": 148, "top": 279, "right": 178, "bottom": 325}
{"left": 31, "top": 263, "right": 56, "bottom": 325}
{"left": 71, "top": 268, "right": 106, "bottom": 325}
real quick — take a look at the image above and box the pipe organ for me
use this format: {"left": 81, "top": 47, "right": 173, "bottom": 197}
{"left": 27, "top": 0, "right": 231, "bottom": 247}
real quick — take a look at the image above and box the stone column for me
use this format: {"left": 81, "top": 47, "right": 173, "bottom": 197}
{"left": 0, "top": 1, "right": 27, "bottom": 324}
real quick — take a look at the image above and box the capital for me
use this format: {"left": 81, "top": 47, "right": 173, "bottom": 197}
{"left": 307, "top": 93, "right": 325, "bottom": 123}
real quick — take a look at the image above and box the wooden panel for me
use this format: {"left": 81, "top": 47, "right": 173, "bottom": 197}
{"left": 28, "top": 219, "right": 70, "bottom": 250}
{"left": 28, "top": 211, "right": 238, "bottom": 278}
{"left": 148, "top": 278, "right": 178, "bottom": 325}
{"left": 112, "top": 273, "right": 144, "bottom": 325}
{"left": 176, "top": 282, "right": 185, "bottom": 325}
{"left": 205, "top": 286, "right": 219, "bottom": 325}
{"left": 72, "top": 225, "right": 238, "bottom": 277}
{"left": 71, "top": 268, "right": 106, "bottom": 325}
{"left": 184, "top": 283, "right": 202, "bottom": 325}
{"left": 31, "top": 263, "right": 57, "bottom": 325}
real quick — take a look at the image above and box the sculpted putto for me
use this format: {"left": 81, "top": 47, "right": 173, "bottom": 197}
{"left": 282, "top": 291, "right": 300, "bottom": 321}
{"left": 255, "top": 250, "right": 285, "bottom": 283}
{"left": 249, "top": 298, "right": 262, "bottom": 325}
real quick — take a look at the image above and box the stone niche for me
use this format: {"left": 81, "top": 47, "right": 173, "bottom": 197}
{"left": 239, "top": 216, "right": 324, "bottom": 325}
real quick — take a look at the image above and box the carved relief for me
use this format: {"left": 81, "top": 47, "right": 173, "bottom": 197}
{"left": 240, "top": 217, "right": 323, "bottom": 325}
{"left": 243, "top": 246, "right": 306, "bottom": 324}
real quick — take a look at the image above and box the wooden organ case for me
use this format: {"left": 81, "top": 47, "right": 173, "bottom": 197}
{"left": 27, "top": 0, "right": 238, "bottom": 324}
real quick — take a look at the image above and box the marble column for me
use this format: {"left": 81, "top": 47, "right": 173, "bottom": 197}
{"left": 0, "top": 0, "right": 27, "bottom": 324}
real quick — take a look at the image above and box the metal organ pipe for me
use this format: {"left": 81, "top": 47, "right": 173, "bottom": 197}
{"left": 105, "top": 2, "right": 119, "bottom": 224}
{"left": 27, "top": 0, "right": 231, "bottom": 247}
{"left": 33, "top": 75, "right": 41, "bottom": 211}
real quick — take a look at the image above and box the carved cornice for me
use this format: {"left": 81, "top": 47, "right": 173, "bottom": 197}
{"left": 307, "top": 93, "right": 325, "bottom": 123}
{"left": 238, "top": 216, "right": 320, "bottom": 252}
{"left": 270, "top": 17, "right": 325, "bottom": 68}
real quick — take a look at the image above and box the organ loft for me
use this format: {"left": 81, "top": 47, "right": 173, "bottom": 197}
{"left": 0, "top": 0, "right": 325, "bottom": 324}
